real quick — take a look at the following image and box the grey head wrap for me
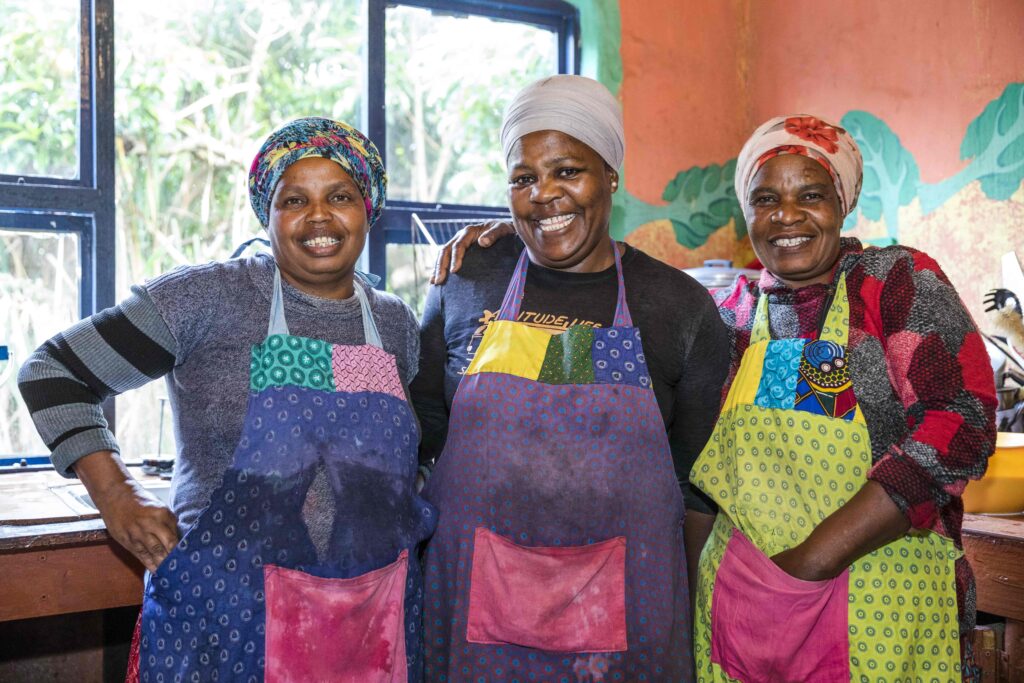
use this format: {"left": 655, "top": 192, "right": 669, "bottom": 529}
{"left": 500, "top": 75, "right": 624, "bottom": 170}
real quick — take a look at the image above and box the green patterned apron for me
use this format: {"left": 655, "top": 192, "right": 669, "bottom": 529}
{"left": 691, "top": 274, "right": 962, "bottom": 682}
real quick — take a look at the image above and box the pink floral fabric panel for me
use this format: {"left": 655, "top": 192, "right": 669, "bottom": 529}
{"left": 331, "top": 344, "right": 406, "bottom": 400}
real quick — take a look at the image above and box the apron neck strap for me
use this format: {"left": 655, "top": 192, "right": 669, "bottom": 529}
{"left": 268, "top": 265, "right": 383, "bottom": 348}
{"left": 750, "top": 272, "right": 849, "bottom": 345}
{"left": 817, "top": 274, "right": 849, "bottom": 346}
{"left": 268, "top": 267, "right": 291, "bottom": 337}
{"left": 496, "top": 238, "right": 633, "bottom": 327}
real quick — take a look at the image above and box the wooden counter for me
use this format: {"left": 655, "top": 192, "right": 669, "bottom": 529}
{"left": 0, "top": 470, "right": 154, "bottom": 623}
{"left": 963, "top": 513, "right": 1024, "bottom": 681}
{"left": 964, "top": 513, "right": 1024, "bottom": 622}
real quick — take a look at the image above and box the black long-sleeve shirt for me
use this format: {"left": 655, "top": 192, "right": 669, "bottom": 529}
{"left": 410, "top": 238, "right": 730, "bottom": 513}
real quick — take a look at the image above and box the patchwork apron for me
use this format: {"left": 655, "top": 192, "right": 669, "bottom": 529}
{"left": 691, "top": 274, "right": 962, "bottom": 682}
{"left": 422, "top": 243, "right": 693, "bottom": 682}
{"left": 136, "top": 268, "right": 437, "bottom": 683}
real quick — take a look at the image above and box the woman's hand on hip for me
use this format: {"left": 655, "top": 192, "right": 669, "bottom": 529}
{"left": 431, "top": 220, "right": 515, "bottom": 285}
{"left": 73, "top": 450, "right": 180, "bottom": 573}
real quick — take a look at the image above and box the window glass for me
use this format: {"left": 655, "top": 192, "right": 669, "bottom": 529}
{"left": 0, "top": 229, "right": 80, "bottom": 456}
{"left": 385, "top": 5, "right": 559, "bottom": 206}
{"left": 0, "top": 1, "right": 80, "bottom": 179}
{"left": 114, "top": 0, "right": 364, "bottom": 460}
{"left": 387, "top": 243, "right": 436, "bottom": 317}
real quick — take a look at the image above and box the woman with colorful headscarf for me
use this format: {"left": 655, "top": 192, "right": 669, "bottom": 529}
{"left": 687, "top": 115, "right": 996, "bottom": 681}
{"left": 19, "top": 117, "right": 436, "bottom": 682}
{"left": 412, "top": 75, "right": 729, "bottom": 682}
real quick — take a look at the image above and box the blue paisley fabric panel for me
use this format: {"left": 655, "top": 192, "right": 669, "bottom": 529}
{"left": 753, "top": 338, "right": 804, "bottom": 410}
{"left": 592, "top": 327, "right": 652, "bottom": 388}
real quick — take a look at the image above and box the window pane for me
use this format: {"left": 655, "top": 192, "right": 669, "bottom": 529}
{"left": 0, "top": 230, "right": 80, "bottom": 456}
{"left": 0, "top": 1, "right": 80, "bottom": 180}
{"left": 114, "top": 1, "right": 364, "bottom": 460}
{"left": 385, "top": 6, "right": 559, "bottom": 206}
{"left": 386, "top": 243, "right": 437, "bottom": 318}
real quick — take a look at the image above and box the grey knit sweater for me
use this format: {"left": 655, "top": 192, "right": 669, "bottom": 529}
{"left": 18, "top": 253, "right": 419, "bottom": 532}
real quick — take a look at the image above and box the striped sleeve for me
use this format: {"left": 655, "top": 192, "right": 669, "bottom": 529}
{"left": 17, "top": 286, "right": 178, "bottom": 477}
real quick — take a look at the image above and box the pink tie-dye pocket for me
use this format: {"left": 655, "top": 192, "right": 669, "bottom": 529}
{"left": 711, "top": 528, "right": 849, "bottom": 683}
{"left": 466, "top": 527, "right": 627, "bottom": 653}
{"left": 264, "top": 550, "right": 408, "bottom": 683}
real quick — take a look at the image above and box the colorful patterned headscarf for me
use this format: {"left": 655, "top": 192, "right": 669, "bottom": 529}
{"left": 734, "top": 115, "right": 863, "bottom": 216}
{"left": 248, "top": 117, "right": 387, "bottom": 227}
{"left": 500, "top": 75, "right": 625, "bottom": 170}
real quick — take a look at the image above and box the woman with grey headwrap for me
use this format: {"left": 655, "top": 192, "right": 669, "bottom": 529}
{"left": 412, "top": 75, "right": 729, "bottom": 682}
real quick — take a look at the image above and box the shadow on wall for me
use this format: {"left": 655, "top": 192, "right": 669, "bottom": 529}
{"left": 621, "top": 82, "right": 1024, "bottom": 287}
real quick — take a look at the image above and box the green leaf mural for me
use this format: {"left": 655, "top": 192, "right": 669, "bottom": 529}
{"left": 615, "top": 160, "right": 746, "bottom": 247}
{"left": 666, "top": 159, "right": 747, "bottom": 243}
{"left": 840, "top": 111, "right": 920, "bottom": 238}
{"left": 919, "top": 82, "right": 1024, "bottom": 213}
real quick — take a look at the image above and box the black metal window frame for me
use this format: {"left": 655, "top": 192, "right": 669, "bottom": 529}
{"left": 0, "top": 0, "right": 116, "bottom": 318}
{"left": 0, "top": 210, "right": 96, "bottom": 319}
{"left": 364, "top": 0, "right": 580, "bottom": 276}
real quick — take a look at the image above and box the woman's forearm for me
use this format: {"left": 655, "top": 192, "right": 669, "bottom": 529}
{"left": 771, "top": 480, "right": 910, "bottom": 581}
{"left": 74, "top": 450, "right": 180, "bottom": 572}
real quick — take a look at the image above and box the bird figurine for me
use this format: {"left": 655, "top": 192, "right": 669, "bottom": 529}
{"left": 985, "top": 288, "right": 1024, "bottom": 355}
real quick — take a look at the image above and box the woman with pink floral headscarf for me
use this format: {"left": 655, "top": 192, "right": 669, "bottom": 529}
{"left": 689, "top": 114, "right": 995, "bottom": 682}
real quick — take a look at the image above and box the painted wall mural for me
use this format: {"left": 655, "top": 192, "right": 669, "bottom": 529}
{"left": 621, "top": 83, "right": 1024, "bottom": 324}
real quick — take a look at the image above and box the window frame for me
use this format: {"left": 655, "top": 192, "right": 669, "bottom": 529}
{"left": 0, "top": 0, "right": 576, "bottom": 300}
{"left": 364, "top": 0, "right": 580, "bottom": 276}
{"left": 0, "top": 0, "right": 116, "bottom": 317}
{"left": 0, "top": 210, "right": 95, "bottom": 319}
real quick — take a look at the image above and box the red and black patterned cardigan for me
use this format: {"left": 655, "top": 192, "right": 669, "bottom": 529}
{"left": 714, "top": 237, "right": 997, "bottom": 638}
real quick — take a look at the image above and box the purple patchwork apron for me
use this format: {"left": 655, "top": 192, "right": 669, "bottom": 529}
{"left": 422, "top": 243, "right": 694, "bottom": 682}
{"left": 137, "top": 268, "right": 436, "bottom": 682}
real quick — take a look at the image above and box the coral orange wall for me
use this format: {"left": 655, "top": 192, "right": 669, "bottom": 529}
{"left": 744, "top": 0, "right": 1024, "bottom": 183}
{"left": 620, "top": 0, "right": 1024, "bottom": 192}
{"left": 616, "top": 0, "right": 1024, "bottom": 324}
{"left": 619, "top": 1, "right": 747, "bottom": 203}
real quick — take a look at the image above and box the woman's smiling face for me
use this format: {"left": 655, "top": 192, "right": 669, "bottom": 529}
{"left": 506, "top": 130, "right": 617, "bottom": 273}
{"left": 744, "top": 153, "right": 843, "bottom": 289}
{"left": 268, "top": 156, "right": 369, "bottom": 299}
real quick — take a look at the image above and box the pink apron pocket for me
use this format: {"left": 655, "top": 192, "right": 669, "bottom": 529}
{"left": 711, "top": 529, "right": 849, "bottom": 683}
{"left": 264, "top": 550, "right": 409, "bottom": 683}
{"left": 466, "top": 527, "right": 627, "bottom": 653}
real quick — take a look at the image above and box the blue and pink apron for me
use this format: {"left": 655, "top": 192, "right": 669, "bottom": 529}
{"left": 133, "top": 268, "right": 436, "bottom": 682}
{"left": 422, "top": 243, "right": 694, "bottom": 682}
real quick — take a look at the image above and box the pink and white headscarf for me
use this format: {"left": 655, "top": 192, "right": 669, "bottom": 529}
{"left": 734, "top": 115, "right": 863, "bottom": 216}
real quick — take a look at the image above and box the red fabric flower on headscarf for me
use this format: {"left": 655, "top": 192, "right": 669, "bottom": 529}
{"left": 755, "top": 144, "right": 810, "bottom": 169}
{"left": 784, "top": 116, "right": 840, "bottom": 154}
